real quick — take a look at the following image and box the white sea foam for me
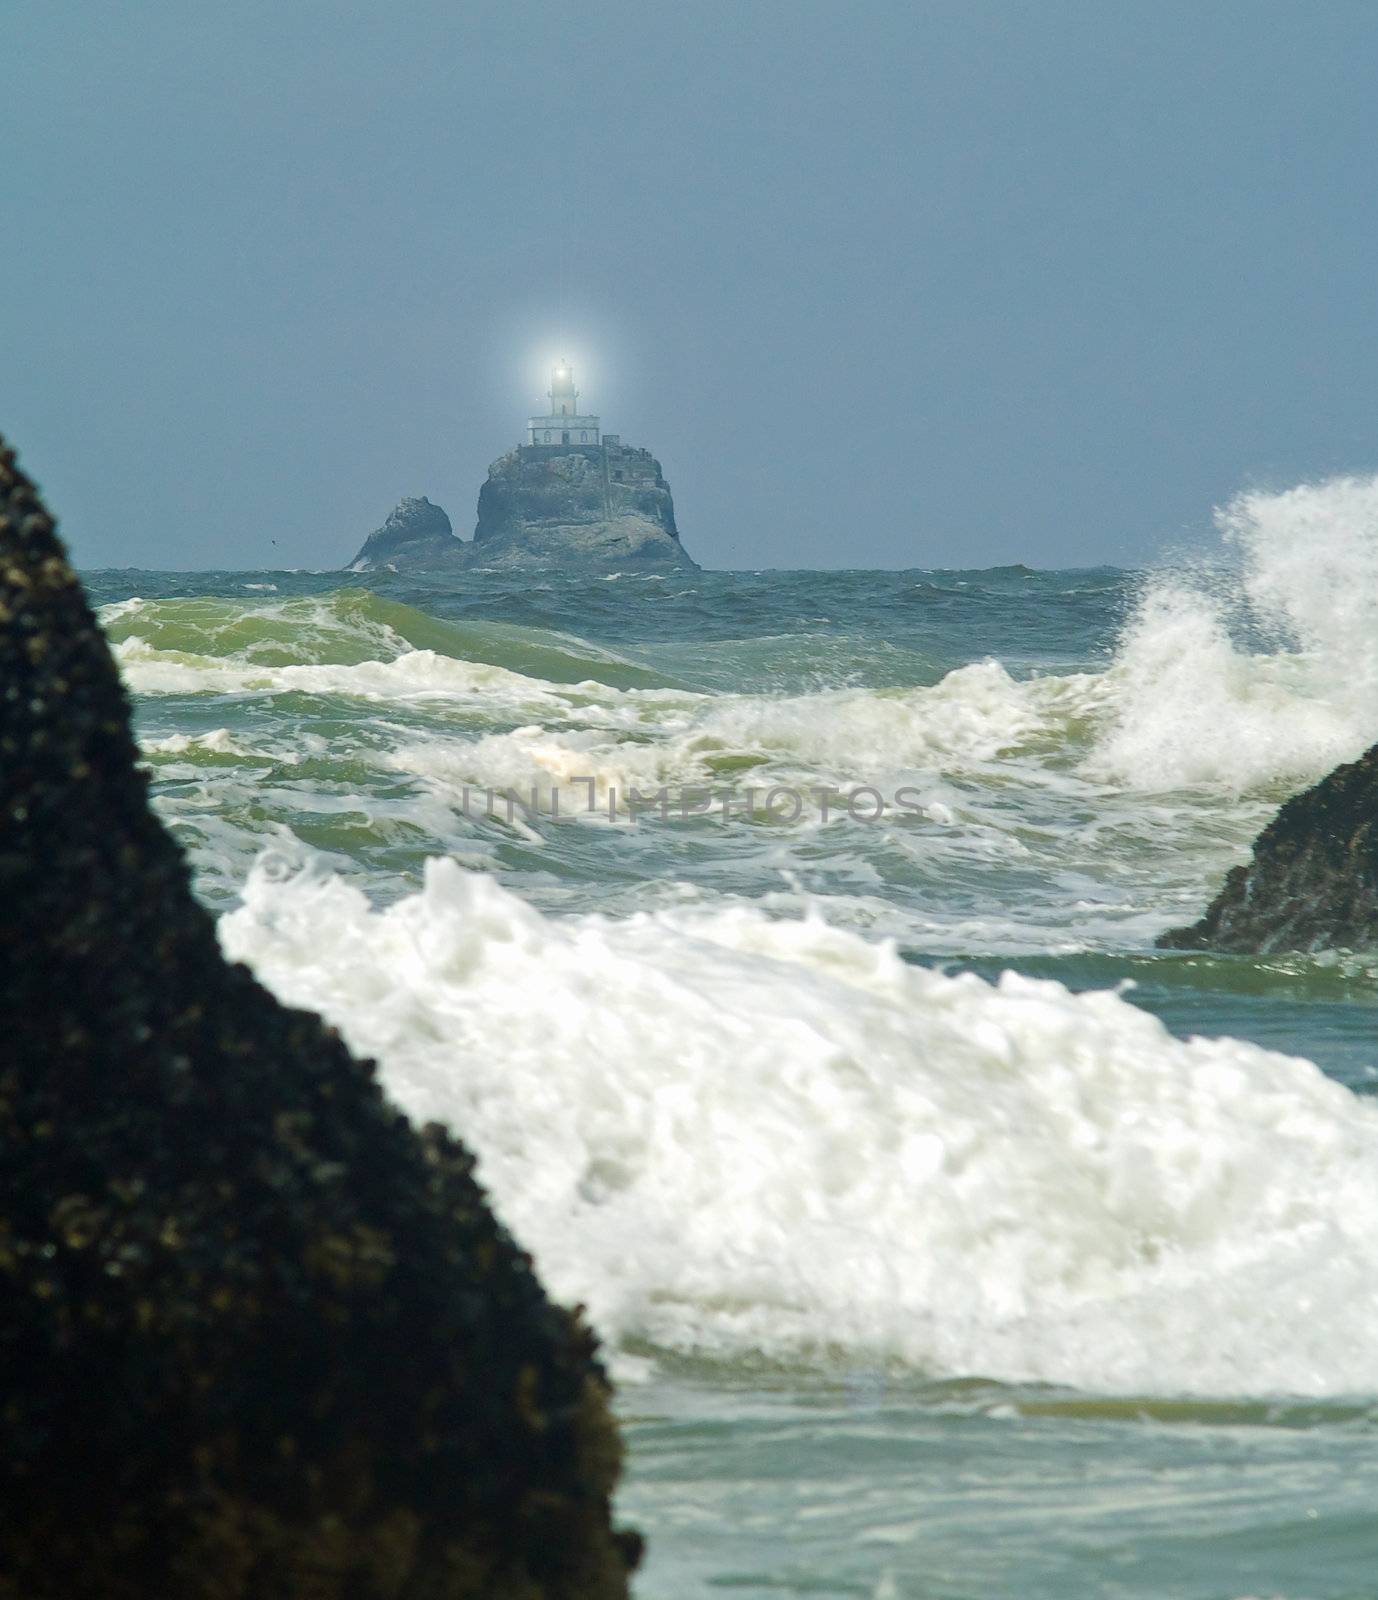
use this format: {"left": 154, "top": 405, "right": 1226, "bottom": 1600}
{"left": 113, "top": 636, "right": 572, "bottom": 707}
{"left": 382, "top": 662, "right": 1086, "bottom": 814}
{"left": 689, "top": 661, "right": 1062, "bottom": 771}
{"left": 221, "top": 856, "right": 1378, "bottom": 1397}
{"left": 142, "top": 728, "right": 246, "bottom": 756}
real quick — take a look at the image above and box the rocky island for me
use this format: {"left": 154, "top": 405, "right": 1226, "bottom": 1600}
{"left": 1159, "top": 741, "right": 1378, "bottom": 954}
{"left": 349, "top": 362, "right": 697, "bottom": 573}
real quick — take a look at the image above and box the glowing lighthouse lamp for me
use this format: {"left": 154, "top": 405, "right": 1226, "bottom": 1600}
{"left": 528, "top": 361, "right": 601, "bottom": 447}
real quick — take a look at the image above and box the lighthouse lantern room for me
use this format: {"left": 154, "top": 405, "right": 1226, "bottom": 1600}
{"left": 528, "top": 361, "right": 601, "bottom": 447}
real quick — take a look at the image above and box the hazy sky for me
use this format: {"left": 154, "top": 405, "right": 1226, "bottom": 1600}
{"left": 5, "top": 1, "right": 1378, "bottom": 571}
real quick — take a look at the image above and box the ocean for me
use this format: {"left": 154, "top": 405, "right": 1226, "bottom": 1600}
{"left": 85, "top": 474, "right": 1378, "bottom": 1598}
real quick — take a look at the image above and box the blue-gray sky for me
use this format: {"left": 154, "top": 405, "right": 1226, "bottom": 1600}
{"left": 5, "top": 0, "right": 1377, "bottom": 571}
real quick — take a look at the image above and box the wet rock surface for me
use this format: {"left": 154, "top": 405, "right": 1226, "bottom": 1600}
{"left": 0, "top": 437, "right": 637, "bottom": 1598}
{"left": 343, "top": 446, "right": 696, "bottom": 573}
{"left": 1159, "top": 743, "right": 1378, "bottom": 953}
{"left": 347, "top": 495, "right": 460, "bottom": 572}
{"left": 471, "top": 446, "right": 695, "bottom": 572}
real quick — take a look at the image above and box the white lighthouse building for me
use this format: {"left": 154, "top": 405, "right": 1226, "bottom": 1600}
{"left": 528, "top": 361, "right": 600, "bottom": 447}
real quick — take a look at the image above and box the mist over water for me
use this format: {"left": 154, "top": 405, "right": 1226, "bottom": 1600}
{"left": 86, "top": 472, "right": 1378, "bottom": 1598}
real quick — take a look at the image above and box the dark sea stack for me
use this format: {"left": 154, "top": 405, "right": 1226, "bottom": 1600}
{"left": 347, "top": 495, "right": 459, "bottom": 571}
{"left": 343, "top": 362, "right": 699, "bottom": 574}
{"left": 471, "top": 444, "right": 697, "bottom": 571}
{"left": 1158, "top": 744, "right": 1378, "bottom": 954}
{"left": 0, "top": 438, "right": 637, "bottom": 1596}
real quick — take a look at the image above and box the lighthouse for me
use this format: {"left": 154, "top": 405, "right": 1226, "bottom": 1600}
{"left": 528, "top": 361, "right": 601, "bottom": 447}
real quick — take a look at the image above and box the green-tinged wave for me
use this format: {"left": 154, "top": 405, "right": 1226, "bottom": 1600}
{"left": 101, "top": 588, "right": 684, "bottom": 688}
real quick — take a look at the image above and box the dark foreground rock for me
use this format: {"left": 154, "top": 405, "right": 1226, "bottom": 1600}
{"left": 1159, "top": 743, "right": 1378, "bottom": 953}
{"left": 0, "top": 436, "right": 637, "bottom": 1597}
{"left": 347, "top": 495, "right": 460, "bottom": 572}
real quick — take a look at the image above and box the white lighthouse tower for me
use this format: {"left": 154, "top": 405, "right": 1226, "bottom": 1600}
{"left": 528, "top": 361, "right": 601, "bottom": 447}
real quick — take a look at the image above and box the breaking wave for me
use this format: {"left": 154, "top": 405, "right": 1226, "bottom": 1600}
{"left": 106, "top": 474, "right": 1378, "bottom": 813}
{"left": 221, "top": 855, "right": 1378, "bottom": 1398}
{"left": 103, "top": 476, "right": 1378, "bottom": 952}
{"left": 98, "top": 476, "right": 1378, "bottom": 1400}
{"left": 1090, "top": 475, "right": 1378, "bottom": 793}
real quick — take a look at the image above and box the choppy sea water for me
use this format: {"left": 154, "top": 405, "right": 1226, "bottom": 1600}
{"left": 85, "top": 475, "right": 1378, "bottom": 1597}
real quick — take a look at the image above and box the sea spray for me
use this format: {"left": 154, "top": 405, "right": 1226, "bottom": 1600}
{"left": 1089, "top": 474, "right": 1378, "bottom": 793}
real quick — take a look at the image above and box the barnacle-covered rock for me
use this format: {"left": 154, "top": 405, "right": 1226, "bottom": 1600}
{"left": 0, "top": 436, "right": 639, "bottom": 1599}
{"left": 1159, "top": 742, "right": 1378, "bottom": 953}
